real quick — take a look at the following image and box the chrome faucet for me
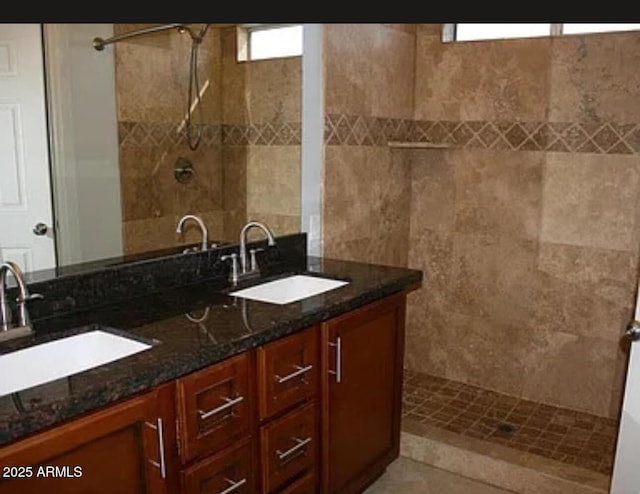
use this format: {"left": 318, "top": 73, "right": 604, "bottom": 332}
{"left": 176, "top": 215, "right": 209, "bottom": 251}
{"left": 0, "top": 261, "right": 43, "bottom": 341}
{"left": 221, "top": 221, "right": 276, "bottom": 285}
{"left": 239, "top": 221, "right": 276, "bottom": 275}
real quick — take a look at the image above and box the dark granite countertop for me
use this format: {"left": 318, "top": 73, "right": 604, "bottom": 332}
{"left": 0, "top": 256, "right": 422, "bottom": 447}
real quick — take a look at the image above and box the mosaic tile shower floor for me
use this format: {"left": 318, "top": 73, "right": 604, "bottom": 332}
{"left": 402, "top": 369, "right": 619, "bottom": 476}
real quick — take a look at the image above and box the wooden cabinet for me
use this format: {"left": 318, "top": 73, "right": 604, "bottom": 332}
{"left": 0, "top": 290, "right": 411, "bottom": 494}
{"left": 257, "top": 326, "right": 320, "bottom": 494}
{"left": 176, "top": 326, "right": 320, "bottom": 494}
{"left": 321, "top": 293, "right": 406, "bottom": 494}
{"left": 277, "top": 472, "right": 316, "bottom": 494}
{"left": 176, "top": 352, "right": 257, "bottom": 494}
{"left": 176, "top": 353, "right": 252, "bottom": 464}
{"left": 0, "top": 383, "right": 177, "bottom": 494}
{"left": 257, "top": 326, "right": 318, "bottom": 421}
{"left": 260, "top": 401, "right": 317, "bottom": 493}
{"left": 181, "top": 439, "right": 255, "bottom": 494}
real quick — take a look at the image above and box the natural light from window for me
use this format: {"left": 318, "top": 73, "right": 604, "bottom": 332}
{"left": 455, "top": 23, "right": 551, "bottom": 41}
{"left": 450, "top": 23, "right": 640, "bottom": 42}
{"left": 249, "top": 25, "right": 303, "bottom": 61}
{"left": 562, "top": 23, "right": 640, "bottom": 34}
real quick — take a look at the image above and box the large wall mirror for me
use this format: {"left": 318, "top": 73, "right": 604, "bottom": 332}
{"left": 0, "top": 23, "right": 303, "bottom": 276}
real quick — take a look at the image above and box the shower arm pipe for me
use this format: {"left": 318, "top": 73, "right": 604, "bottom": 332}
{"left": 93, "top": 23, "right": 204, "bottom": 51}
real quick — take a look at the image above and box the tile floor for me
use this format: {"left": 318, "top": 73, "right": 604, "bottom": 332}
{"left": 402, "top": 369, "right": 619, "bottom": 475}
{"left": 364, "top": 456, "right": 516, "bottom": 494}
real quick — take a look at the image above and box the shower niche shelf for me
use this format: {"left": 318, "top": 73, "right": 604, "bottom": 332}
{"left": 387, "top": 141, "right": 453, "bottom": 149}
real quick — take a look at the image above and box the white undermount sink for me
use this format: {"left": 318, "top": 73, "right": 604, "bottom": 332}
{"left": 229, "top": 274, "right": 349, "bottom": 305}
{"left": 0, "top": 329, "right": 152, "bottom": 397}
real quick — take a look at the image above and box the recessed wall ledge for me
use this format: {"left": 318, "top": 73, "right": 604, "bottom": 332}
{"left": 387, "top": 141, "right": 453, "bottom": 149}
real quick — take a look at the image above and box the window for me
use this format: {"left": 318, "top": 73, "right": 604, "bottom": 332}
{"left": 454, "top": 23, "right": 551, "bottom": 42}
{"left": 444, "top": 23, "right": 640, "bottom": 43}
{"left": 562, "top": 23, "right": 640, "bottom": 35}
{"left": 238, "top": 24, "right": 303, "bottom": 61}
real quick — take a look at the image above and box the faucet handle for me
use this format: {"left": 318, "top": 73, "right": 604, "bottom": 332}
{"left": 17, "top": 293, "right": 44, "bottom": 304}
{"left": 249, "top": 248, "right": 264, "bottom": 271}
{"left": 220, "top": 253, "right": 239, "bottom": 285}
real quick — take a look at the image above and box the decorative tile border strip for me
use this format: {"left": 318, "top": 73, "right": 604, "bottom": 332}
{"left": 221, "top": 122, "right": 301, "bottom": 145}
{"left": 325, "top": 113, "right": 414, "bottom": 145}
{"left": 119, "top": 115, "right": 640, "bottom": 153}
{"left": 118, "top": 122, "right": 221, "bottom": 147}
{"left": 118, "top": 121, "right": 301, "bottom": 147}
{"left": 325, "top": 113, "right": 640, "bottom": 154}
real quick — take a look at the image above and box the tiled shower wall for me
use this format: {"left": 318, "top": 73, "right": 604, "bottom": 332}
{"left": 115, "top": 24, "right": 301, "bottom": 254}
{"left": 322, "top": 24, "right": 640, "bottom": 419}
{"left": 322, "top": 24, "right": 415, "bottom": 266}
{"left": 115, "top": 24, "right": 224, "bottom": 254}
{"left": 406, "top": 26, "right": 640, "bottom": 419}
{"left": 219, "top": 27, "right": 301, "bottom": 243}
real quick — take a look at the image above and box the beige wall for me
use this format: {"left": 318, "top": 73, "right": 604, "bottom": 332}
{"left": 405, "top": 25, "right": 640, "bottom": 418}
{"left": 220, "top": 26, "right": 302, "bottom": 243}
{"left": 322, "top": 24, "right": 416, "bottom": 267}
{"left": 321, "top": 23, "right": 640, "bottom": 418}
{"left": 116, "top": 24, "right": 224, "bottom": 254}
{"left": 116, "top": 24, "right": 301, "bottom": 254}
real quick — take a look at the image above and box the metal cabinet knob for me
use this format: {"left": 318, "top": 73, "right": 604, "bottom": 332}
{"left": 627, "top": 321, "right": 640, "bottom": 342}
{"left": 33, "top": 223, "right": 48, "bottom": 236}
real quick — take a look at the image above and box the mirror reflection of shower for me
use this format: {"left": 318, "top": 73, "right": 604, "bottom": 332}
{"left": 92, "top": 23, "right": 210, "bottom": 150}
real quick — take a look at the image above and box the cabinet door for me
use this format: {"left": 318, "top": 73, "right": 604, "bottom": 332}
{"left": 321, "top": 293, "right": 406, "bottom": 494}
{"left": 0, "top": 384, "right": 176, "bottom": 494}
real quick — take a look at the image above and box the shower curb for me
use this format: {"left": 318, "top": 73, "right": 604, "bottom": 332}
{"left": 400, "top": 425, "right": 610, "bottom": 494}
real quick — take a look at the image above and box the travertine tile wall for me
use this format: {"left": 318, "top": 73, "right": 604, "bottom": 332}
{"left": 405, "top": 25, "right": 640, "bottom": 418}
{"left": 322, "top": 24, "right": 415, "bottom": 267}
{"left": 321, "top": 24, "right": 639, "bottom": 418}
{"left": 116, "top": 24, "right": 301, "bottom": 254}
{"left": 115, "top": 24, "right": 224, "bottom": 254}
{"left": 220, "top": 27, "right": 301, "bottom": 243}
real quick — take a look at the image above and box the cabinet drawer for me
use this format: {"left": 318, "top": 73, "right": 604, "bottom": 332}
{"left": 277, "top": 472, "right": 316, "bottom": 494}
{"left": 177, "top": 353, "right": 251, "bottom": 463}
{"left": 181, "top": 439, "right": 254, "bottom": 494}
{"left": 257, "top": 326, "right": 318, "bottom": 421}
{"left": 260, "top": 402, "right": 317, "bottom": 494}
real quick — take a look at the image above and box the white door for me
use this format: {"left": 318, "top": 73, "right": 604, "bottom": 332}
{"left": 0, "top": 23, "right": 55, "bottom": 273}
{"left": 610, "top": 304, "right": 640, "bottom": 492}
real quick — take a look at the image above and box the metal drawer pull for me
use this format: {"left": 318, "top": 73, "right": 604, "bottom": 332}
{"left": 276, "top": 436, "right": 312, "bottom": 461}
{"left": 275, "top": 364, "right": 313, "bottom": 384}
{"left": 145, "top": 417, "right": 167, "bottom": 479}
{"left": 218, "top": 477, "right": 247, "bottom": 494}
{"left": 328, "top": 336, "right": 342, "bottom": 383}
{"left": 198, "top": 396, "right": 244, "bottom": 420}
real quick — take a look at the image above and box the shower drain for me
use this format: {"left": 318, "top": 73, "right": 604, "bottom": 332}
{"left": 495, "top": 422, "right": 517, "bottom": 435}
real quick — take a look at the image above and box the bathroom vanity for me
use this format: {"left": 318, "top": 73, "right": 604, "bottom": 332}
{"left": 0, "top": 234, "right": 422, "bottom": 494}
